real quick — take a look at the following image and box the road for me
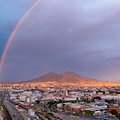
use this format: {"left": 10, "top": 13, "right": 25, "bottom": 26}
{"left": 36, "top": 111, "right": 46, "bottom": 120}
{"left": 3, "top": 99, "right": 23, "bottom": 120}
{"left": 47, "top": 112, "right": 58, "bottom": 120}
{"left": 20, "top": 110, "right": 28, "bottom": 120}
{"left": 0, "top": 92, "right": 12, "bottom": 120}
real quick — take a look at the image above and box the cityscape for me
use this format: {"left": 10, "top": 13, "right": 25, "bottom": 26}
{"left": 1, "top": 0, "right": 120, "bottom": 120}
{"left": 0, "top": 72, "right": 120, "bottom": 119}
{"left": 0, "top": 84, "right": 120, "bottom": 120}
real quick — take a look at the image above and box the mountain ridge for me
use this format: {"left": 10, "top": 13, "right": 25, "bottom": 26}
{"left": 4, "top": 71, "right": 120, "bottom": 87}
{"left": 28, "top": 71, "right": 88, "bottom": 83}
{"left": 22, "top": 71, "right": 120, "bottom": 86}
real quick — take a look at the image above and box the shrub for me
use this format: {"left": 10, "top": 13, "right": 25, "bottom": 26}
{"left": 83, "top": 110, "right": 95, "bottom": 115}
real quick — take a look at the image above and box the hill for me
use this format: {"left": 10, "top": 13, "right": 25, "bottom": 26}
{"left": 23, "top": 71, "right": 120, "bottom": 87}
{"left": 30, "top": 72, "right": 63, "bottom": 82}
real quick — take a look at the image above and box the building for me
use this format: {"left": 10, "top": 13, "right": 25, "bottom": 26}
{"left": 19, "top": 102, "right": 32, "bottom": 108}
{"left": 83, "top": 106, "right": 107, "bottom": 115}
{"left": 21, "top": 91, "right": 32, "bottom": 95}
{"left": 28, "top": 109, "right": 35, "bottom": 117}
{"left": 20, "top": 95, "right": 26, "bottom": 101}
{"left": 63, "top": 90, "right": 68, "bottom": 97}
{"left": 64, "top": 97, "right": 76, "bottom": 101}
{"left": 107, "top": 105, "right": 120, "bottom": 113}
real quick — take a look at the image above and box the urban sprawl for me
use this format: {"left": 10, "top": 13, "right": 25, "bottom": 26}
{"left": 0, "top": 86, "right": 120, "bottom": 120}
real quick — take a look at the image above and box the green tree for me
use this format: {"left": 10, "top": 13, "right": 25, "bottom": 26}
{"left": 110, "top": 109, "right": 118, "bottom": 116}
{"left": 48, "top": 101, "right": 54, "bottom": 107}
{"left": 68, "top": 90, "right": 70, "bottom": 94}
{"left": 76, "top": 97, "right": 78, "bottom": 101}
{"left": 83, "top": 110, "right": 95, "bottom": 115}
{"left": 93, "top": 96, "right": 101, "bottom": 101}
{"left": 35, "top": 100, "right": 40, "bottom": 104}
{"left": 62, "top": 97, "right": 64, "bottom": 105}
{"left": 58, "top": 100, "right": 62, "bottom": 103}
{"left": 105, "top": 99, "right": 116, "bottom": 104}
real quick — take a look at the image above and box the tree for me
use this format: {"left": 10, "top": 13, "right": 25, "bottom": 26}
{"left": 58, "top": 100, "right": 62, "bottom": 103}
{"left": 83, "top": 110, "right": 95, "bottom": 115}
{"left": 35, "top": 100, "right": 40, "bottom": 104}
{"left": 105, "top": 99, "right": 116, "bottom": 104}
{"left": 48, "top": 101, "right": 54, "bottom": 108}
{"left": 62, "top": 97, "right": 64, "bottom": 105}
{"left": 93, "top": 96, "right": 101, "bottom": 101}
{"left": 110, "top": 109, "right": 118, "bottom": 116}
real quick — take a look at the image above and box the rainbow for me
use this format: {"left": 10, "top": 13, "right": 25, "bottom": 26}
{"left": 0, "top": 0, "right": 41, "bottom": 72}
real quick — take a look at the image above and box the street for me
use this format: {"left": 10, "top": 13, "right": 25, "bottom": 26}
{"left": 3, "top": 99, "right": 23, "bottom": 120}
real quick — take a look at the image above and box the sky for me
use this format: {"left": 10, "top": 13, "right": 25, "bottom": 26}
{"left": 1, "top": 0, "right": 120, "bottom": 83}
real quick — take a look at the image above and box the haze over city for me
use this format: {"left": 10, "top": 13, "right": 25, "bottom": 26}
{"left": 1, "top": 0, "right": 120, "bottom": 83}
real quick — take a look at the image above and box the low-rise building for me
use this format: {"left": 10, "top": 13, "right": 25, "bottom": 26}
{"left": 107, "top": 104, "right": 120, "bottom": 113}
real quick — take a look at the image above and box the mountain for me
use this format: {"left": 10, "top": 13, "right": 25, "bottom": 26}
{"left": 60, "top": 71, "right": 81, "bottom": 82}
{"left": 30, "top": 72, "right": 63, "bottom": 82}
{"left": 60, "top": 71, "right": 99, "bottom": 83}
{"left": 23, "top": 71, "right": 120, "bottom": 87}
{"left": 29, "top": 71, "right": 87, "bottom": 83}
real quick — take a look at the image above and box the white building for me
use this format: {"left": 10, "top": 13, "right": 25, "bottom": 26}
{"left": 21, "top": 91, "right": 32, "bottom": 95}
{"left": 101, "top": 95, "right": 120, "bottom": 100}
{"left": 20, "top": 95, "right": 26, "bottom": 101}
{"left": 28, "top": 109, "right": 35, "bottom": 117}
{"left": 31, "top": 96, "right": 38, "bottom": 103}
{"left": 64, "top": 97, "right": 76, "bottom": 101}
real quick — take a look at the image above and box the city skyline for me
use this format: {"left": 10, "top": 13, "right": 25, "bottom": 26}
{"left": 1, "top": 0, "right": 120, "bottom": 82}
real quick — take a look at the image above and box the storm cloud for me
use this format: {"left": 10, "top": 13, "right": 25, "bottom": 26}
{"left": 1, "top": 0, "right": 120, "bottom": 82}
